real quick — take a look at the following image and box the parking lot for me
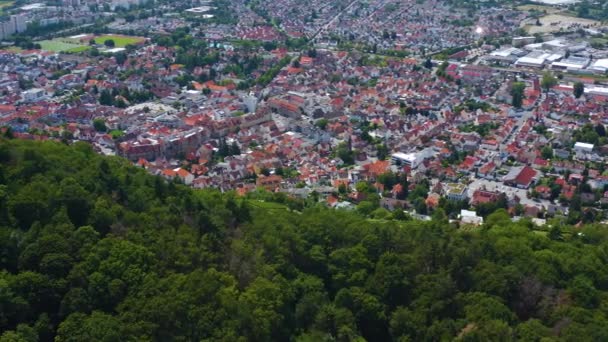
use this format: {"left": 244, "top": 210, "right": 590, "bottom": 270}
{"left": 468, "top": 178, "right": 553, "bottom": 209}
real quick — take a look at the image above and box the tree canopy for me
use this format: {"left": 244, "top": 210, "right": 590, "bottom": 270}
{"left": 1, "top": 138, "right": 608, "bottom": 341}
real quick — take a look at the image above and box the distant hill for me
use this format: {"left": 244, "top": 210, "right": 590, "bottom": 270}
{"left": 1, "top": 137, "right": 608, "bottom": 341}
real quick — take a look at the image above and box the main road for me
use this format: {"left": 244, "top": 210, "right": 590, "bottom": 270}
{"left": 310, "top": 0, "right": 360, "bottom": 42}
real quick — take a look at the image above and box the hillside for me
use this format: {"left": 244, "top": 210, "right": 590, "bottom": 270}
{"left": 1, "top": 138, "right": 608, "bottom": 341}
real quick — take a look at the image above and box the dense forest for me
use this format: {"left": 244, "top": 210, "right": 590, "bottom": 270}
{"left": 1, "top": 137, "right": 608, "bottom": 341}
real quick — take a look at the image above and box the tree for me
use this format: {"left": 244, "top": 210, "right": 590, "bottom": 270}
{"left": 573, "top": 81, "right": 585, "bottom": 98}
{"left": 511, "top": 82, "right": 526, "bottom": 108}
{"left": 104, "top": 39, "right": 115, "bottom": 48}
{"left": 92, "top": 118, "right": 107, "bottom": 132}
{"left": 515, "top": 319, "right": 550, "bottom": 341}
{"left": 3, "top": 127, "right": 13, "bottom": 139}
{"left": 229, "top": 141, "right": 241, "bottom": 156}
{"left": 99, "top": 90, "right": 113, "bottom": 106}
{"left": 540, "top": 72, "right": 557, "bottom": 92}
{"left": 3, "top": 138, "right": 608, "bottom": 340}
{"left": 56, "top": 312, "right": 122, "bottom": 342}
{"left": 114, "top": 52, "right": 127, "bottom": 65}
{"left": 376, "top": 143, "right": 388, "bottom": 161}
{"left": 595, "top": 124, "right": 606, "bottom": 137}
{"left": 423, "top": 58, "right": 433, "bottom": 69}
{"left": 540, "top": 145, "right": 553, "bottom": 159}
{"left": 569, "top": 275, "right": 599, "bottom": 308}
{"left": 548, "top": 225, "right": 563, "bottom": 241}
{"left": 315, "top": 119, "right": 329, "bottom": 130}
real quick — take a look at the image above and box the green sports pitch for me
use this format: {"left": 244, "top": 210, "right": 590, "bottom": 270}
{"left": 95, "top": 35, "right": 146, "bottom": 47}
{"left": 36, "top": 39, "right": 90, "bottom": 53}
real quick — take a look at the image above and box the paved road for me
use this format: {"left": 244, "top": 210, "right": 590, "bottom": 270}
{"left": 311, "top": 0, "right": 360, "bottom": 41}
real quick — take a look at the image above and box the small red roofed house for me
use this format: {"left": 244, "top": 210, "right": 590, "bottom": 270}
{"left": 176, "top": 168, "right": 194, "bottom": 185}
{"left": 534, "top": 185, "right": 552, "bottom": 199}
{"left": 300, "top": 56, "right": 313, "bottom": 66}
{"left": 471, "top": 189, "right": 500, "bottom": 206}
{"left": 458, "top": 156, "right": 477, "bottom": 173}
{"left": 478, "top": 161, "right": 496, "bottom": 179}
{"left": 256, "top": 174, "right": 283, "bottom": 190}
{"left": 533, "top": 158, "right": 549, "bottom": 168}
{"left": 363, "top": 160, "right": 390, "bottom": 181}
{"left": 426, "top": 193, "right": 440, "bottom": 208}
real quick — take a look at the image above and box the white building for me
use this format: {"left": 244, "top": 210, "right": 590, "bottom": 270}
{"left": 11, "top": 15, "right": 27, "bottom": 33}
{"left": 589, "top": 59, "right": 608, "bottom": 74}
{"left": 391, "top": 152, "right": 419, "bottom": 168}
{"left": 445, "top": 183, "right": 468, "bottom": 201}
{"left": 22, "top": 88, "right": 46, "bottom": 102}
{"left": 460, "top": 210, "right": 483, "bottom": 225}
{"left": 574, "top": 142, "right": 594, "bottom": 154}
{"left": 551, "top": 56, "right": 590, "bottom": 72}
{"left": 244, "top": 92, "right": 257, "bottom": 113}
{"left": 391, "top": 149, "right": 434, "bottom": 169}
{"left": 515, "top": 52, "right": 550, "bottom": 68}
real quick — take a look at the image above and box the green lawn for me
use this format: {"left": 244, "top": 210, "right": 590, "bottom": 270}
{"left": 0, "top": 1, "right": 14, "bottom": 14}
{"left": 37, "top": 39, "right": 90, "bottom": 53}
{"left": 95, "top": 35, "right": 145, "bottom": 47}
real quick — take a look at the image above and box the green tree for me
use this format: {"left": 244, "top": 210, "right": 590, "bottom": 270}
{"left": 541, "top": 145, "right": 553, "bottom": 159}
{"left": 573, "top": 81, "right": 585, "bottom": 98}
{"left": 540, "top": 72, "right": 557, "bottom": 92}
{"left": 56, "top": 311, "right": 122, "bottom": 342}
{"left": 511, "top": 82, "right": 526, "bottom": 108}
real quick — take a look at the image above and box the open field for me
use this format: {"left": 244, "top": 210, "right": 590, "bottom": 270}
{"left": 6, "top": 46, "right": 22, "bottom": 53}
{"left": 95, "top": 35, "right": 145, "bottom": 47}
{"left": 0, "top": 1, "right": 14, "bottom": 14}
{"left": 37, "top": 39, "right": 90, "bottom": 53}
{"left": 522, "top": 13, "right": 601, "bottom": 34}
{"left": 517, "top": 4, "right": 560, "bottom": 13}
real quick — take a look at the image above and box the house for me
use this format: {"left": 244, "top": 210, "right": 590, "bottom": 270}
{"left": 444, "top": 183, "right": 468, "bottom": 201}
{"left": 503, "top": 166, "right": 537, "bottom": 189}
{"left": 460, "top": 209, "right": 483, "bottom": 225}
{"left": 381, "top": 197, "right": 407, "bottom": 210}
{"left": 471, "top": 189, "right": 500, "bottom": 206}
{"left": 162, "top": 168, "right": 194, "bottom": 185}
{"left": 534, "top": 185, "right": 552, "bottom": 200}
{"left": 478, "top": 161, "right": 497, "bottom": 179}
{"left": 574, "top": 142, "right": 594, "bottom": 154}
{"left": 175, "top": 168, "right": 194, "bottom": 185}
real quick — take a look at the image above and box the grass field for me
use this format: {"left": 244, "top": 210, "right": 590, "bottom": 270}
{"left": 95, "top": 35, "right": 145, "bottom": 47}
{"left": 6, "top": 46, "right": 22, "bottom": 53}
{"left": 37, "top": 39, "right": 90, "bottom": 53}
{"left": 523, "top": 13, "right": 601, "bottom": 34}
{"left": 517, "top": 4, "right": 560, "bottom": 13}
{"left": 0, "top": 1, "right": 14, "bottom": 14}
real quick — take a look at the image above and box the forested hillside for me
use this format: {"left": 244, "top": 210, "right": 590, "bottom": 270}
{"left": 1, "top": 138, "right": 608, "bottom": 341}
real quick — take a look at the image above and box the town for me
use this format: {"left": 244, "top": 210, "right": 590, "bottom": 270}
{"left": 2, "top": 0, "right": 608, "bottom": 226}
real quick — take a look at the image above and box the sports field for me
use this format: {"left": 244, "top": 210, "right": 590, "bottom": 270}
{"left": 37, "top": 39, "right": 90, "bottom": 53}
{"left": 95, "top": 35, "right": 145, "bottom": 47}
